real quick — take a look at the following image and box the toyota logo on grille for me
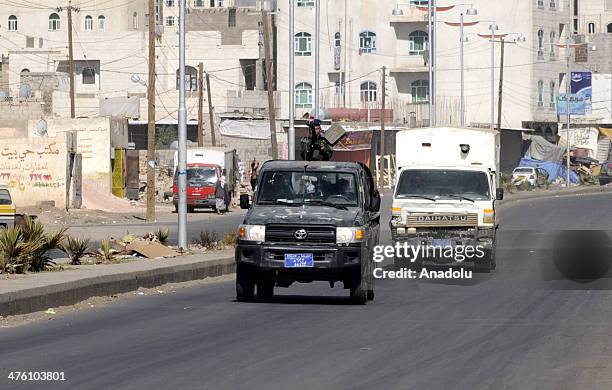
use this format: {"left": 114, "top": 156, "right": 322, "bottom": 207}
{"left": 294, "top": 229, "right": 308, "bottom": 240}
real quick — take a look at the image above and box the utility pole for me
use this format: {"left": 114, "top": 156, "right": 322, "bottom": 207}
{"left": 146, "top": 0, "right": 156, "bottom": 222}
{"left": 379, "top": 66, "right": 386, "bottom": 189}
{"left": 67, "top": 0, "right": 75, "bottom": 118}
{"left": 262, "top": 10, "right": 278, "bottom": 159}
{"left": 177, "top": 0, "right": 187, "bottom": 249}
{"left": 288, "top": 0, "right": 295, "bottom": 159}
{"left": 496, "top": 39, "right": 505, "bottom": 132}
{"left": 205, "top": 70, "right": 216, "bottom": 146}
{"left": 314, "top": 0, "right": 320, "bottom": 119}
{"left": 565, "top": 29, "right": 571, "bottom": 187}
{"left": 427, "top": 0, "right": 433, "bottom": 126}
{"left": 460, "top": 12, "right": 464, "bottom": 126}
{"left": 197, "top": 62, "right": 204, "bottom": 147}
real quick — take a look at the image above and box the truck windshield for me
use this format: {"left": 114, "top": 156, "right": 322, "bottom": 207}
{"left": 175, "top": 167, "right": 217, "bottom": 185}
{"left": 396, "top": 169, "right": 491, "bottom": 201}
{"left": 257, "top": 171, "right": 358, "bottom": 206}
{"left": 0, "top": 189, "right": 11, "bottom": 205}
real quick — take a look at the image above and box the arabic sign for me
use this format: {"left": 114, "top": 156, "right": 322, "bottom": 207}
{"left": 557, "top": 93, "right": 585, "bottom": 115}
{"left": 571, "top": 72, "right": 592, "bottom": 114}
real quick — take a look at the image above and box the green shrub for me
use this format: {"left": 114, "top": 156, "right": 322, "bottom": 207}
{"left": 154, "top": 228, "right": 170, "bottom": 245}
{"left": 220, "top": 232, "right": 237, "bottom": 248}
{"left": 198, "top": 230, "right": 218, "bottom": 250}
{"left": 99, "top": 239, "right": 118, "bottom": 263}
{"left": 0, "top": 227, "right": 33, "bottom": 274}
{"left": 22, "top": 219, "right": 67, "bottom": 272}
{"left": 60, "top": 236, "right": 91, "bottom": 265}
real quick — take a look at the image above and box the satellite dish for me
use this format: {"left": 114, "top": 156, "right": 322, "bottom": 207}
{"left": 35, "top": 119, "right": 48, "bottom": 137}
{"left": 130, "top": 74, "right": 141, "bottom": 84}
{"left": 19, "top": 84, "right": 32, "bottom": 98}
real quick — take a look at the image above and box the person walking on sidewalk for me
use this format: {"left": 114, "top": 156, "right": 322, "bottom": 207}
{"left": 250, "top": 158, "right": 259, "bottom": 191}
{"left": 215, "top": 175, "right": 227, "bottom": 214}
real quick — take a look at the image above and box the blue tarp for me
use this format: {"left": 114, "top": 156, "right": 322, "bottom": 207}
{"left": 518, "top": 158, "right": 580, "bottom": 184}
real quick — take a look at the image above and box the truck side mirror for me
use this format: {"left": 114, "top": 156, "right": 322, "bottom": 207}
{"left": 240, "top": 194, "right": 250, "bottom": 209}
{"left": 371, "top": 190, "right": 381, "bottom": 212}
{"left": 496, "top": 188, "right": 504, "bottom": 201}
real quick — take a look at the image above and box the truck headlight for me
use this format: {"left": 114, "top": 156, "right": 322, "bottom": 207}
{"left": 238, "top": 225, "right": 265, "bottom": 242}
{"left": 336, "top": 227, "right": 365, "bottom": 244}
{"left": 483, "top": 209, "right": 495, "bottom": 224}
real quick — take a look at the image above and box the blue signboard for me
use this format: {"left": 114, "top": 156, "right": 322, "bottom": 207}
{"left": 557, "top": 93, "right": 586, "bottom": 115}
{"left": 570, "top": 72, "right": 592, "bottom": 114}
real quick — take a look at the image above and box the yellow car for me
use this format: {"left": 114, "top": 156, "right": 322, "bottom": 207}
{"left": 0, "top": 186, "right": 16, "bottom": 228}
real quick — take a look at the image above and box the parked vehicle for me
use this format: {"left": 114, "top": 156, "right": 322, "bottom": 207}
{"left": 172, "top": 148, "right": 238, "bottom": 213}
{"left": 235, "top": 161, "right": 381, "bottom": 304}
{"left": 390, "top": 127, "right": 502, "bottom": 272}
{"left": 172, "top": 164, "right": 220, "bottom": 213}
{"left": 0, "top": 186, "right": 15, "bottom": 228}
{"left": 511, "top": 167, "right": 548, "bottom": 187}
{"left": 598, "top": 160, "right": 612, "bottom": 185}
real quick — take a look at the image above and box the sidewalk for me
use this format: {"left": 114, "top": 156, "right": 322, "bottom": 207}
{"left": 0, "top": 250, "right": 235, "bottom": 317}
{"left": 500, "top": 184, "right": 612, "bottom": 205}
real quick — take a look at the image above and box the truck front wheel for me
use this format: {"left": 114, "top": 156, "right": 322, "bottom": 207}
{"left": 236, "top": 264, "right": 255, "bottom": 301}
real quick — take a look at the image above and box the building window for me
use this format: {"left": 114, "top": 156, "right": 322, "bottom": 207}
{"left": 82, "top": 67, "right": 96, "bottom": 84}
{"left": 537, "top": 0, "right": 544, "bottom": 8}
{"left": 549, "top": 31, "right": 556, "bottom": 59}
{"left": 8, "top": 15, "right": 17, "bottom": 31}
{"left": 176, "top": 66, "right": 198, "bottom": 91}
{"left": 98, "top": 15, "right": 106, "bottom": 31}
{"left": 587, "top": 22, "right": 595, "bottom": 34}
{"left": 85, "top": 15, "right": 93, "bottom": 31}
{"left": 359, "top": 31, "right": 376, "bottom": 54}
{"left": 537, "top": 29, "right": 544, "bottom": 58}
{"left": 334, "top": 32, "right": 341, "bottom": 47}
{"left": 297, "top": 0, "right": 315, "bottom": 6}
{"left": 216, "top": 0, "right": 224, "bottom": 6}
{"left": 295, "top": 82, "right": 313, "bottom": 108}
{"left": 608, "top": 23, "right": 612, "bottom": 33}
{"left": 411, "top": 80, "right": 429, "bottom": 103}
{"left": 194, "top": 0, "right": 204, "bottom": 6}
{"left": 360, "top": 81, "right": 377, "bottom": 102}
{"left": 49, "top": 13, "right": 60, "bottom": 31}
{"left": 537, "top": 80, "right": 544, "bottom": 107}
{"left": 294, "top": 32, "right": 312, "bottom": 56}
{"left": 409, "top": 30, "right": 428, "bottom": 55}
{"left": 228, "top": 9, "right": 236, "bottom": 27}
{"left": 166, "top": 16, "right": 175, "bottom": 26}
{"left": 549, "top": 81, "right": 556, "bottom": 109}
{"left": 549, "top": 0, "right": 556, "bottom": 9}
{"left": 133, "top": 12, "right": 139, "bottom": 29}
{"left": 410, "top": 0, "right": 428, "bottom": 5}
{"left": 166, "top": 0, "right": 174, "bottom": 6}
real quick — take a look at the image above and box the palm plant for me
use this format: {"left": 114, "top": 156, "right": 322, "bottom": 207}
{"left": 22, "top": 218, "right": 67, "bottom": 272}
{"left": 60, "top": 236, "right": 91, "bottom": 265}
{"left": 0, "top": 227, "right": 33, "bottom": 274}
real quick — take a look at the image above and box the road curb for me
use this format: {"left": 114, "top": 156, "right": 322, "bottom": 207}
{"left": 0, "top": 256, "right": 235, "bottom": 317}
{"left": 499, "top": 185, "right": 611, "bottom": 206}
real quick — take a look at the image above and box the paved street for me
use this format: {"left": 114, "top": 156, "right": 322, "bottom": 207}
{"left": 1, "top": 192, "right": 612, "bottom": 389}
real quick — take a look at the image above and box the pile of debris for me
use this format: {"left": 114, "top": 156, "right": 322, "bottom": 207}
{"left": 104, "top": 230, "right": 179, "bottom": 261}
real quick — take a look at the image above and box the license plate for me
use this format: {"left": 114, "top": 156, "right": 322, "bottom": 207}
{"left": 284, "top": 253, "right": 314, "bottom": 268}
{"left": 432, "top": 239, "right": 452, "bottom": 248}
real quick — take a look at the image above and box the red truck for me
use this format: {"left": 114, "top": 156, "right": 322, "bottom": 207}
{"left": 173, "top": 163, "right": 221, "bottom": 213}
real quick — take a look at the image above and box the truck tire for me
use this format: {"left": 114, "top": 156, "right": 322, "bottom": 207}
{"left": 187, "top": 205, "right": 195, "bottom": 213}
{"left": 256, "top": 280, "right": 274, "bottom": 301}
{"left": 367, "top": 289, "right": 375, "bottom": 301}
{"left": 350, "top": 271, "right": 367, "bottom": 305}
{"left": 236, "top": 264, "right": 255, "bottom": 302}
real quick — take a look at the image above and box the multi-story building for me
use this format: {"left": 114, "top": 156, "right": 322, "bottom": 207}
{"left": 275, "top": 0, "right": 569, "bottom": 138}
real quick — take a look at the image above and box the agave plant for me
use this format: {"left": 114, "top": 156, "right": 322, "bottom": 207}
{"left": 21, "top": 219, "right": 67, "bottom": 272}
{"left": 154, "top": 228, "right": 170, "bottom": 245}
{"left": 60, "top": 236, "right": 91, "bottom": 265}
{"left": 0, "top": 227, "right": 33, "bottom": 274}
{"left": 99, "top": 239, "right": 118, "bottom": 263}
{"left": 198, "top": 230, "right": 218, "bottom": 250}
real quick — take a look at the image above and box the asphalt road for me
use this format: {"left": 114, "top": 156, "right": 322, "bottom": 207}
{"left": 2, "top": 192, "right": 612, "bottom": 389}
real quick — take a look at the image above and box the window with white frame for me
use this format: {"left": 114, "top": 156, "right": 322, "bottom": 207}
{"left": 411, "top": 80, "right": 429, "bottom": 103}
{"left": 537, "top": 80, "right": 544, "bottom": 107}
{"left": 297, "top": 0, "right": 315, "bottom": 6}
{"left": 334, "top": 32, "right": 341, "bottom": 47}
{"left": 549, "top": 0, "right": 556, "bottom": 9}
{"left": 410, "top": 0, "right": 428, "bottom": 5}
{"left": 360, "top": 81, "right": 377, "bottom": 102}
{"left": 85, "top": 15, "right": 93, "bottom": 31}
{"left": 133, "top": 12, "right": 139, "bottom": 29}
{"left": 194, "top": 0, "right": 204, "bottom": 6}
{"left": 537, "top": 29, "right": 544, "bottom": 58}
{"left": 359, "top": 31, "right": 376, "bottom": 53}
{"left": 549, "top": 31, "right": 556, "bottom": 59}
{"left": 166, "top": 0, "right": 174, "bottom": 6}
{"left": 409, "top": 30, "right": 428, "bottom": 55}
{"left": 549, "top": 81, "right": 556, "bottom": 109}
{"left": 166, "top": 16, "right": 175, "bottom": 26}
{"left": 588, "top": 22, "right": 595, "bottom": 34}
{"left": 216, "top": 0, "right": 224, "bottom": 6}
{"left": 8, "top": 15, "right": 17, "bottom": 31}
{"left": 176, "top": 66, "right": 198, "bottom": 91}
{"left": 98, "top": 15, "right": 106, "bottom": 31}
{"left": 294, "top": 32, "right": 312, "bottom": 56}
{"left": 228, "top": 8, "right": 236, "bottom": 27}
{"left": 82, "top": 67, "right": 96, "bottom": 84}
{"left": 537, "top": 0, "right": 544, "bottom": 8}
{"left": 295, "top": 82, "right": 313, "bottom": 108}
{"left": 49, "top": 13, "right": 60, "bottom": 31}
